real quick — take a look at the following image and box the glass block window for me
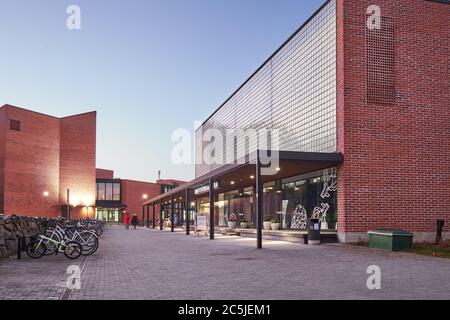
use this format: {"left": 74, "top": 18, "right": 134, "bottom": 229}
{"left": 196, "top": 0, "right": 337, "bottom": 177}
{"left": 366, "top": 16, "right": 395, "bottom": 105}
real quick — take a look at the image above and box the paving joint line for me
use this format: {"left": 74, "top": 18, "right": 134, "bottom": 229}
{"left": 59, "top": 255, "right": 89, "bottom": 300}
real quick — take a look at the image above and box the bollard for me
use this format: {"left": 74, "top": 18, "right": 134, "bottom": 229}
{"left": 17, "top": 237, "right": 22, "bottom": 260}
{"left": 436, "top": 220, "right": 445, "bottom": 244}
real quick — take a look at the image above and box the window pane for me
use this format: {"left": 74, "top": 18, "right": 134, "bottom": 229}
{"left": 97, "top": 183, "right": 105, "bottom": 201}
{"left": 105, "top": 183, "right": 113, "bottom": 201}
{"left": 113, "top": 183, "right": 121, "bottom": 201}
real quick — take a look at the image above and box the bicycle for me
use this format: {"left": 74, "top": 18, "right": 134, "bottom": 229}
{"left": 41, "top": 224, "right": 99, "bottom": 256}
{"left": 26, "top": 234, "right": 82, "bottom": 260}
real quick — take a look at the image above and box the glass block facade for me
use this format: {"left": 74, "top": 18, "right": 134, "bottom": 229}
{"left": 196, "top": 0, "right": 337, "bottom": 177}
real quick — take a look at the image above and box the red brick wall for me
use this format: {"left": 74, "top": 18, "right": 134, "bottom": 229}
{"left": 96, "top": 168, "right": 114, "bottom": 179}
{"left": 59, "top": 112, "right": 97, "bottom": 219}
{"left": 336, "top": 0, "right": 450, "bottom": 241}
{"left": 157, "top": 179, "right": 186, "bottom": 186}
{"left": 121, "top": 180, "right": 161, "bottom": 222}
{"left": 0, "top": 105, "right": 97, "bottom": 218}
{"left": 1, "top": 105, "right": 61, "bottom": 216}
{"left": 0, "top": 108, "right": 7, "bottom": 212}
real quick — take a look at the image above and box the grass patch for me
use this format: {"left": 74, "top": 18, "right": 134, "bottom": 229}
{"left": 406, "top": 241, "right": 450, "bottom": 259}
{"left": 350, "top": 240, "right": 450, "bottom": 258}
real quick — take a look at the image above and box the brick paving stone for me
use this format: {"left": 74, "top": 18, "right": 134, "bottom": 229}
{"left": 1, "top": 225, "right": 450, "bottom": 300}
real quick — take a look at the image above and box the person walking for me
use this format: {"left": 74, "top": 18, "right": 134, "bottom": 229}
{"left": 131, "top": 214, "right": 139, "bottom": 230}
{"left": 124, "top": 212, "right": 130, "bottom": 230}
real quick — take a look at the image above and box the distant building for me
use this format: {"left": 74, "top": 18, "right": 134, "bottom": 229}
{"left": 95, "top": 168, "right": 184, "bottom": 223}
{"left": 0, "top": 104, "right": 184, "bottom": 220}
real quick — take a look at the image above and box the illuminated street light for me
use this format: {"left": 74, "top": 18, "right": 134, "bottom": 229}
{"left": 142, "top": 194, "right": 148, "bottom": 200}
{"left": 43, "top": 191, "right": 49, "bottom": 197}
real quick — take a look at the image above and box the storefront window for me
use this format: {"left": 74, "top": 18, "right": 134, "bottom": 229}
{"left": 222, "top": 188, "right": 254, "bottom": 227}
{"left": 191, "top": 168, "right": 337, "bottom": 231}
{"left": 263, "top": 168, "right": 338, "bottom": 230}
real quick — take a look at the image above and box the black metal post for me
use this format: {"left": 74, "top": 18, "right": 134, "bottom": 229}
{"left": 185, "top": 189, "right": 190, "bottom": 235}
{"left": 256, "top": 151, "right": 263, "bottom": 249}
{"left": 17, "top": 237, "right": 22, "bottom": 260}
{"left": 146, "top": 205, "right": 150, "bottom": 228}
{"left": 436, "top": 220, "right": 445, "bottom": 244}
{"left": 209, "top": 179, "right": 215, "bottom": 240}
{"left": 66, "top": 189, "right": 71, "bottom": 220}
{"left": 152, "top": 204, "right": 156, "bottom": 229}
{"left": 171, "top": 196, "right": 175, "bottom": 232}
{"left": 160, "top": 203, "right": 164, "bottom": 230}
{"left": 142, "top": 206, "right": 145, "bottom": 227}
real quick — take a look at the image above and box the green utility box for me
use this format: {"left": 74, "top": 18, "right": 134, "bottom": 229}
{"left": 368, "top": 229, "right": 414, "bottom": 251}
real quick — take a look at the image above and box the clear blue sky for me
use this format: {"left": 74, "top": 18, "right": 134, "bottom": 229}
{"left": 0, "top": 0, "right": 324, "bottom": 182}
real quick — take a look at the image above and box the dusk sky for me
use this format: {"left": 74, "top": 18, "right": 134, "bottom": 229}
{"left": 0, "top": 0, "right": 324, "bottom": 182}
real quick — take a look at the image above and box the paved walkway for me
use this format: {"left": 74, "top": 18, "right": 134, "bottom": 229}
{"left": 1, "top": 226, "right": 449, "bottom": 300}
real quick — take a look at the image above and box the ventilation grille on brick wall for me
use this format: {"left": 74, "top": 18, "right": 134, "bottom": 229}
{"left": 10, "top": 119, "right": 21, "bottom": 131}
{"left": 366, "top": 16, "right": 395, "bottom": 105}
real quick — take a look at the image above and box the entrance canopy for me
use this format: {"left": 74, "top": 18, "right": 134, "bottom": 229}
{"left": 143, "top": 150, "right": 343, "bottom": 205}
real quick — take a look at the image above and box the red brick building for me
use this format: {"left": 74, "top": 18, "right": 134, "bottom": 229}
{"left": 336, "top": 0, "right": 450, "bottom": 242}
{"left": 0, "top": 105, "right": 183, "bottom": 222}
{"left": 144, "top": 0, "right": 450, "bottom": 243}
{"left": 95, "top": 168, "right": 185, "bottom": 224}
{"left": 0, "top": 104, "right": 96, "bottom": 219}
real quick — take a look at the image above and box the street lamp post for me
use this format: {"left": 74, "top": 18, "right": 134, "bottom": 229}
{"left": 66, "top": 189, "right": 71, "bottom": 220}
{"left": 142, "top": 194, "right": 148, "bottom": 226}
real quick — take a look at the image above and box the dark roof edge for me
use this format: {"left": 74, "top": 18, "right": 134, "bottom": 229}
{"left": 1, "top": 104, "right": 96, "bottom": 120}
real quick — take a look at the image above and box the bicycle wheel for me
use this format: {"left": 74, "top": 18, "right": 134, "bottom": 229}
{"left": 41, "top": 239, "right": 57, "bottom": 255}
{"left": 41, "top": 230, "right": 59, "bottom": 255}
{"left": 96, "top": 226, "right": 104, "bottom": 237}
{"left": 26, "top": 241, "right": 46, "bottom": 259}
{"left": 75, "top": 232, "right": 99, "bottom": 256}
{"left": 63, "top": 241, "right": 83, "bottom": 260}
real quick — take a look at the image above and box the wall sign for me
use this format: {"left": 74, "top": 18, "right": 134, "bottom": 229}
{"left": 194, "top": 181, "right": 220, "bottom": 195}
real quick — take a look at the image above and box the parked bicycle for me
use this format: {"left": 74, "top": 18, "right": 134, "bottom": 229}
{"left": 40, "top": 223, "right": 99, "bottom": 256}
{"left": 25, "top": 218, "right": 105, "bottom": 259}
{"left": 26, "top": 234, "right": 82, "bottom": 260}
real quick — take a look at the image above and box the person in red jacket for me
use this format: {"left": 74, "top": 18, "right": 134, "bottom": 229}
{"left": 124, "top": 212, "right": 130, "bottom": 230}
